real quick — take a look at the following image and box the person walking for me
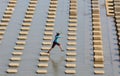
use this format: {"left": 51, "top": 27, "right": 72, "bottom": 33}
{"left": 47, "top": 33, "right": 64, "bottom": 53}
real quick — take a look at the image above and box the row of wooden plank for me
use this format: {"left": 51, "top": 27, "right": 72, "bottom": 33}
{"left": 36, "top": 0, "right": 58, "bottom": 74}
{"left": 65, "top": 0, "right": 77, "bottom": 74}
{"left": 6, "top": 0, "right": 38, "bottom": 74}
{"left": 0, "top": 0, "right": 17, "bottom": 42}
{"left": 114, "top": 0, "right": 120, "bottom": 61}
{"left": 91, "top": 0, "right": 105, "bottom": 75}
{"left": 105, "top": 0, "right": 114, "bottom": 16}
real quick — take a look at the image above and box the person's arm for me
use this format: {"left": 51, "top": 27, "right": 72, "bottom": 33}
{"left": 57, "top": 36, "right": 62, "bottom": 38}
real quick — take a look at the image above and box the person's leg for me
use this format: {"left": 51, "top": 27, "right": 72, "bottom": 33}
{"left": 47, "top": 48, "right": 53, "bottom": 53}
{"left": 59, "top": 45, "right": 63, "bottom": 51}
{"left": 47, "top": 42, "right": 56, "bottom": 53}
{"left": 57, "top": 43, "right": 64, "bottom": 52}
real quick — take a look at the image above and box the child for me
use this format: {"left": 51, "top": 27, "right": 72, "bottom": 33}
{"left": 47, "top": 33, "right": 64, "bottom": 53}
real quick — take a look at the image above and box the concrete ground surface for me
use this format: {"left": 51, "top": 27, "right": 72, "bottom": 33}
{"left": 0, "top": 0, "right": 120, "bottom": 76}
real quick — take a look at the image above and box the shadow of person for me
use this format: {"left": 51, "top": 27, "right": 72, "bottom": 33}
{"left": 49, "top": 54, "right": 65, "bottom": 76}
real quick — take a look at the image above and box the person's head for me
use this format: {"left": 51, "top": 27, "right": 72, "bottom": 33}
{"left": 56, "top": 33, "right": 60, "bottom": 36}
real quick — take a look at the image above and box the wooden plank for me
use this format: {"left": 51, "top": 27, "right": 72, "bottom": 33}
{"left": 41, "top": 47, "right": 50, "bottom": 50}
{"left": 36, "top": 70, "right": 47, "bottom": 74}
{"left": 22, "top": 23, "right": 31, "bottom": 26}
{"left": 0, "top": 23, "right": 8, "bottom": 26}
{"left": 40, "top": 52, "right": 50, "bottom": 56}
{"left": 12, "top": 52, "right": 22, "bottom": 56}
{"left": 66, "top": 52, "right": 76, "bottom": 56}
{"left": 94, "top": 64, "right": 104, "bottom": 68}
{"left": 18, "top": 36, "right": 27, "bottom": 40}
{"left": 65, "top": 70, "right": 76, "bottom": 74}
{"left": 38, "top": 63, "right": 48, "bottom": 67}
{"left": 16, "top": 41, "right": 26, "bottom": 45}
{"left": 8, "top": 63, "right": 19, "bottom": 67}
{"left": 68, "top": 36, "right": 76, "bottom": 40}
{"left": 65, "top": 64, "right": 76, "bottom": 68}
{"left": 94, "top": 56, "right": 104, "bottom": 62}
{"left": 19, "top": 31, "right": 28, "bottom": 35}
{"left": 67, "top": 47, "right": 76, "bottom": 51}
{"left": 10, "top": 57, "right": 21, "bottom": 61}
{"left": 21, "top": 27, "right": 30, "bottom": 31}
{"left": 94, "top": 70, "right": 104, "bottom": 74}
{"left": 66, "top": 58, "right": 76, "bottom": 62}
{"left": 14, "top": 46, "right": 24, "bottom": 50}
{"left": 0, "top": 31, "right": 5, "bottom": 35}
{"left": 67, "top": 42, "right": 76, "bottom": 46}
{"left": 43, "top": 36, "right": 52, "bottom": 40}
{"left": 6, "top": 69, "right": 17, "bottom": 73}
{"left": 39, "top": 57, "right": 49, "bottom": 61}
{"left": 42, "top": 42, "right": 51, "bottom": 45}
